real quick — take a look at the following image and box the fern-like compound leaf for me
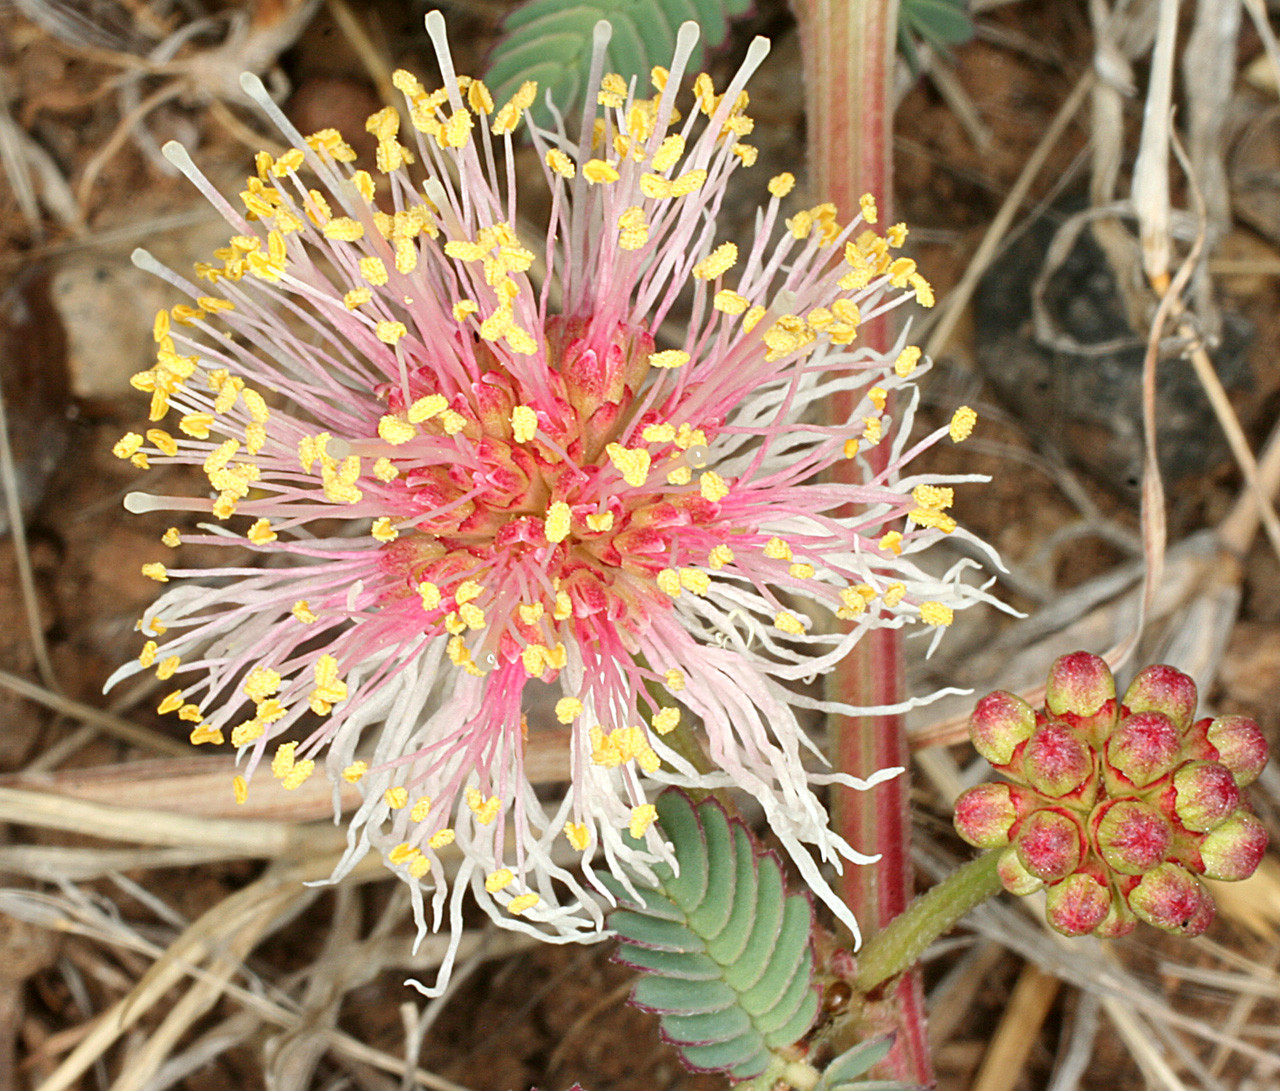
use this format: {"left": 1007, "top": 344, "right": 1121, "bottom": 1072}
{"left": 485, "top": 0, "right": 753, "bottom": 127}
{"left": 603, "top": 791, "right": 819, "bottom": 1079}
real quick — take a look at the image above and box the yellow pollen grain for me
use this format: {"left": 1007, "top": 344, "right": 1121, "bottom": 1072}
{"left": 247, "top": 518, "right": 276, "bottom": 545}
{"left": 281, "top": 761, "right": 314, "bottom": 790}
{"left": 699, "top": 471, "right": 729, "bottom": 502}
{"left": 440, "top": 409, "right": 467, "bottom": 435}
{"left": 389, "top": 842, "right": 420, "bottom": 866}
{"left": 713, "top": 289, "right": 749, "bottom": 315}
{"left": 692, "top": 242, "right": 737, "bottom": 280}
{"left": 485, "top": 868, "right": 514, "bottom": 893}
{"left": 545, "top": 149, "right": 576, "bottom": 178}
{"left": 553, "top": 591, "right": 572, "bottom": 620}
{"left": 775, "top": 611, "right": 806, "bottom": 635}
{"left": 342, "top": 761, "right": 367, "bottom": 783}
{"left": 920, "top": 601, "right": 953, "bottom": 627}
{"left": 667, "top": 467, "right": 692, "bottom": 485}
{"left": 583, "top": 158, "right": 620, "bottom": 184}
{"left": 511, "top": 405, "right": 537, "bottom": 442}
{"left": 859, "top": 193, "right": 878, "bottom": 223}
{"left": 418, "top": 582, "right": 442, "bottom": 611}
{"left": 789, "top": 562, "right": 816, "bottom": 579}
{"left": 378, "top": 414, "right": 417, "bottom": 445}
{"left": 373, "top": 457, "right": 399, "bottom": 482}
{"left": 359, "top": 256, "right": 388, "bottom": 286}
{"left": 428, "top": 827, "right": 456, "bottom": 849}
{"left": 862, "top": 417, "right": 882, "bottom": 446}
{"left": 649, "top": 349, "right": 690, "bottom": 369}
{"left": 544, "top": 500, "right": 572, "bottom": 544}
{"left": 508, "top": 893, "right": 539, "bottom": 915}
{"left": 190, "top": 724, "right": 224, "bottom": 745}
{"left": 950, "top": 406, "right": 977, "bottom": 442}
{"left": 763, "top": 537, "right": 792, "bottom": 561}
{"left": 371, "top": 517, "right": 398, "bottom": 542}
{"left": 556, "top": 697, "right": 583, "bottom": 723}
{"left": 230, "top": 719, "right": 263, "bottom": 747}
{"left": 459, "top": 603, "right": 485, "bottom": 630}
{"left": 179, "top": 414, "right": 214, "bottom": 438}
{"left": 271, "top": 741, "right": 297, "bottom": 778}
{"left": 768, "top": 172, "right": 795, "bottom": 198}
{"left": 868, "top": 387, "right": 887, "bottom": 411}
{"left": 708, "top": 544, "right": 734, "bottom": 569}
{"left": 454, "top": 580, "right": 484, "bottom": 605}
{"left": 651, "top": 707, "right": 680, "bottom": 734}
{"left": 895, "top": 346, "right": 921, "bottom": 377}
{"left": 605, "top": 443, "right": 651, "bottom": 487}
{"left": 643, "top": 422, "right": 675, "bottom": 442}
{"left": 292, "top": 600, "right": 318, "bottom": 624}
{"left": 517, "top": 602, "right": 543, "bottom": 625}
{"left": 565, "top": 822, "right": 591, "bottom": 850}
{"left": 161, "top": 527, "right": 181, "bottom": 548}
{"left": 233, "top": 775, "right": 248, "bottom": 804}
{"left": 884, "top": 582, "right": 906, "bottom": 607}
{"left": 384, "top": 786, "right": 409, "bottom": 809}
{"left": 585, "top": 511, "right": 613, "bottom": 532}
{"left": 664, "top": 668, "right": 685, "bottom": 691}
{"left": 657, "top": 569, "right": 681, "bottom": 597}
{"left": 878, "top": 530, "right": 904, "bottom": 555}
{"left": 629, "top": 804, "right": 658, "bottom": 839}
{"left": 452, "top": 299, "right": 479, "bottom": 321}
{"left": 142, "top": 562, "right": 168, "bottom": 582}
{"left": 679, "top": 568, "right": 710, "bottom": 596}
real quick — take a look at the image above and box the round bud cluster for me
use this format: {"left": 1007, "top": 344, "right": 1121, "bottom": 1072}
{"left": 954, "top": 652, "right": 1269, "bottom": 938}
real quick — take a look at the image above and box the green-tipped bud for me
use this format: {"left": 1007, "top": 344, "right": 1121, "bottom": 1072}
{"left": 1199, "top": 810, "right": 1269, "bottom": 881}
{"left": 1172, "top": 761, "right": 1240, "bottom": 833}
{"left": 1045, "top": 871, "right": 1112, "bottom": 936}
{"left": 1128, "top": 863, "right": 1215, "bottom": 936}
{"left": 1016, "top": 807, "right": 1084, "bottom": 881}
{"left": 997, "top": 845, "right": 1044, "bottom": 896}
{"left": 954, "top": 782, "right": 1019, "bottom": 848}
{"left": 1094, "top": 890, "right": 1138, "bottom": 938}
{"left": 1121, "top": 664, "right": 1198, "bottom": 733}
{"left": 1105, "top": 711, "right": 1181, "bottom": 789}
{"left": 1045, "top": 652, "right": 1117, "bottom": 744}
{"left": 1205, "top": 716, "right": 1269, "bottom": 788}
{"left": 969, "top": 690, "right": 1036, "bottom": 767}
{"left": 1093, "top": 798, "right": 1172, "bottom": 875}
{"left": 1023, "top": 723, "right": 1093, "bottom": 800}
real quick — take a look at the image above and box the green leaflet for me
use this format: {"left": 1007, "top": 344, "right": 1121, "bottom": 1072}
{"left": 484, "top": 0, "right": 752, "bottom": 128}
{"left": 606, "top": 791, "right": 819, "bottom": 1078}
{"left": 898, "top": 0, "right": 974, "bottom": 73}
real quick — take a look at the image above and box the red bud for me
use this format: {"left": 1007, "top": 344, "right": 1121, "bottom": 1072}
{"left": 1016, "top": 807, "right": 1084, "bottom": 882}
{"left": 997, "top": 845, "right": 1044, "bottom": 896}
{"left": 1199, "top": 810, "right": 1269, "bottom": 881}
{"left": 1045, "top": 652, "right": 1117, "bottom": 744}
{"left": 1206, "top": 716, "right": 1269, "bottom": 788}
{"left": 954, "top": 782, "right": 1019, "bottom": 848}
{"left": 1127, "top": 863, "right": 1215, "bottom": 936}
{"left": 1023, "top": 723, "right": 1094, "bottom": 800}
{"left": 1045, "top": 871, "right": 1112, "bottom": 936}
{"left": 1121, "top": 664, "right": 1198, "bottom": 733}
{"left": 969, "top": 690, "right": 1036, "bottom": 766}
{"left": 1172, "top": 762, "right": 1240, "bottom": 833}
{"left": 1092, "top": 798, "right": 1172, "bottom": 875}
{"left": 1105, "top": 711, "right": 1181, "bottom": 789}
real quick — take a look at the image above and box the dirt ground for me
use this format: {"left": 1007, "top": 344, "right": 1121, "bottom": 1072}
{"left": 1, "top": 0, "right": 1279, "bottom": 1089}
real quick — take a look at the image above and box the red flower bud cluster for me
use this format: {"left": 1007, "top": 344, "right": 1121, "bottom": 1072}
{"left": 954, "top": 652, "right": 1269, "bottom": 938}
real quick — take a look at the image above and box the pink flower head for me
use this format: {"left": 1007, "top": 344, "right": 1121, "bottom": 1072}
{"left": 110, "top": 15, "right": 999, "bottom": 991}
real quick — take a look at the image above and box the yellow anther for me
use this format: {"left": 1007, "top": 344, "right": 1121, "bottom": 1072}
{"left": 428, "top": 828, "right": 456, "bottom": 849}
{"left": 649, "top": 349, "right": 690, "bottom": 369}
{"left": 553, "top": 591, "right": 572, "bottom": 620}
{"left": 468, "top": 79, "right": 494, "bottom": 114}
{"left": 657, "top": 569, "right": 681, "bottom": 598}
{"left": 359, "top": 256, "right": 388, "bottom": 286}
{"left": 247, "top": 518, "right": 277, "bottom": 545}
{"left": 879, "top": 531, "right": 903, "bottom": 555}
{"left": 459, "top": 603, "right": 485, "bottom": 630}
{"left": 667, "top": 466, "right": 692, "bottom": 485}
{"left": 161, "top": 527, "right": 181, "bottom": 548}
{"left": 384, "top": 786, "right": 409, "bottom": 809}
{"left": 862, "top": 417, "right": 882, "bottom": 445}
{"left": 521, "top": 644, "right": 547, "bottom": 677}
{"left": 511, "top": 405, "right": 537, "bottom": 442}
{"left": 887, "top": 222, "right": 908, "bottom": 247}
{"left": 651, "top": 134, "right": 685, "bottom": 172}
{"left": 243, "top": 666, "right": 281, "bottom": 701}
{"left": 139, "top": 640, "right": 158, "bottom": 668}
{"left": 245, "top": 421, "right": 266, "bottom": 455}
{"left": 909, "top": 508, "right": 957, "bottom": 533}
{"left": 768, "top": 172, "right": 795, "bottom": 198}
{"left": 371, "top": 517, "right": 398, "bottom": 542}
{"left": 376, "top": 320, "right": 408, "bottom": 345}
{"left": 774, "top": 611, "right": 806, "bottom": 635}
{"left": 859, "top": 193, "right": 878, "bottom": 224}
{"left": 920, "top": 602, "right": 954, "bottom": 627}
{"left": 322, "top": 217, "right": 365, "bottom": 242}
{"left": 642, "top": 422, "right": 676, "bottom": 442}
{"left": 651, "top": 707, "right": 680, "bottom": 735}
{"left": 518, "top": 602, "right": 544, "bottom": 625}
{"left": 787, "top": 210, "right": 813, "bottom": 239}
{"left": 454, "top": 580, "right": 484, "bottom": 605}
{"left": 178, "top": 704, "right": 201, "bottom": 722}
{"left": 639, "top": 173, "right": 673, "bottom": 199}
{"left": 142, "top": 562, "right": 168, "bottom": 582}
{"left": 789, "top": 563, "right": 816, "bottom": 579}
{"left": 389, "top": 842, "right": 420, "bottom": 866}
{"left": 699, "top": 471, "right": 729, "bottom": 503}
{"left": 485, "top": 868, "right": 515, "bottom": 893}
{"left": 732, "top": 143, "right": 758, "bottom": 166}
{"left": 466, "top": 787, "right": 501, "bottom": 825}
{"left": 883, "top": 582, "right": 906, "bottom": 607}
{"left": 895, "top": 345, "right": 921, "bottom": 377}
{"left": 408, "top": 855, "right": 432, "bottom": 878}
{"left": 868, "top": 387, "right": 887, "bottom": 412}
{"left": 410, "top": 796, "right": 433, "bottom": 822}
{"left": 157, "top": 690, "right": 184, "bottom": 715}
{"left": 708, "top": 544, "right": 734, "bottom": 569}
{"left": 585, "top": 511, "right": 613, "bottom": 532}
{"left": 713, "top": 290, "right": 749, "bottom": 315}
{"left": 950, "top": 406, "right": 977, "bottom": 442}
{"left": 583, "top": 159, "right": 620, "bottom": 184}
{"left": 508, "top": 893, "right": 539, "bottom": 915}
{"left": 292, "top": 600, "right": 318, "bottom": 624}
{"left": 342, "top": 761, "right": 367, "bottom": 783}
{"left": 546, "top": 148, "right": 576, "bottom": 178}
{"left": 114, "top": 432, "right": 144, "bottom": 459}
{"left": 417, "top": 582, "right": 442, "bottom": 611}
{"left": 344, "top": 287, "right": 373, "bottom": 310}
{"left": 190, "top": 724, "right": 225, "bottom": 746}
{"left": 909, "top": 273, "right": 935, "bottom": 307}
{"left": 742, "top": 305, "right": 767, "bottom": 333}
{"left": 565, "top": 822, "right": 591, "bottom": 851}
{"left": 439, "top": 409, "right": 467, "bottom": 435}
{"left": 763, "top": 537, "right": 793, "bottom": 561}
{"left": 378, "top": 415, "right": 417, "bottom": 445}
{"left": 372, "top": 457, "right": 399, "bottom": 483}
{"left": 671, "top": 168, "right": 706, "bottom": 196}
{"left": 544, "top": 500, "right": 572, "bottom": 544}
{"left": 665, "top": 668, "right": 685, "bottom": 691}
{"left": 271, "top": 741, "right": 297, "bottom": 778}
{"left": 408, "top": 394, "right": 448, "bottom": 423}
{"left": 692, "top": 242, "right": 737, "bottom": 280}
{"left": 912, "top": 485, "right": 954, "bottom": 510}
{"left": 598, "top": 72, "right": 627, "bottom": 108}
{"left": 444, "top": 613, "right": 466, "bottom": 636}
{"left": 233, "top": 775, "right": 249, "bottom": 804}
{"left": 605, "top": 443, "right": 651, "bottom": 487}
{"left": 675, "top": 568, "right": 707, "bottom": 596}
{"left": 145, "top": 429, "right": 177, "bottom": 457}
{"left": 554, "top": 697, "right": 584, "bottom": 724}
{"left": 281, "top": 760, "right": 314, "bottom": 791}
{"left": 230, "top": 718, "right": 263, "bottom": 747}
{"left": 629, "top": 804, "right": 658, "bottom": 839}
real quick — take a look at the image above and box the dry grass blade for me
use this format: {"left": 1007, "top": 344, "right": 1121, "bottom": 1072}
{"left": 970, "top": 960, "right": 1061, "bottom": 1091}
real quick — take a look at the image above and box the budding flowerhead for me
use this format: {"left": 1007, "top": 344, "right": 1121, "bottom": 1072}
{"left": 955, "top": 652, "right": 1270, "bottom": 940}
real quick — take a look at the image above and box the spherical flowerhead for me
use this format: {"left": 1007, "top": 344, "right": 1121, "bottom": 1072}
{"left": 955, "top": 653, "right": 1269, "bottom": 940}
{"left": 110, "top": 15, "right": 1000, "bottom": 991}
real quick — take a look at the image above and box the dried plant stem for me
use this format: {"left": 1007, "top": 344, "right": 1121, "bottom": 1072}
{"left": 971, "top": 961, "right": 1062, "bottom": 1091}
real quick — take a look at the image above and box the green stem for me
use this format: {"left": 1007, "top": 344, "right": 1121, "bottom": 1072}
{"left": 855, "top": 850, "right": 1004, "bottom": 995}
